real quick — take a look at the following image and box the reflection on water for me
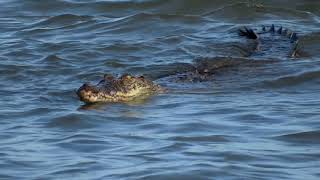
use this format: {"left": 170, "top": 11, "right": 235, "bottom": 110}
{"left": 0, "top": 0, "right": 320, "bottom": 179}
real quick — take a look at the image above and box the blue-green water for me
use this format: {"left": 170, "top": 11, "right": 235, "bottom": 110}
{"left": 1, "top": 0, "right": 320, "bottom": 179}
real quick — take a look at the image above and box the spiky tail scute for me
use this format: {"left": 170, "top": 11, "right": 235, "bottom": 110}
{"left": 239, "top": 24, "right": 300, "bottom": 57}
{"left": 239, "top": 27, "right": 258, "bottom": 39}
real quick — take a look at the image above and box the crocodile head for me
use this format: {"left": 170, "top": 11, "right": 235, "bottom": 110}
{"left": 77, "top": 74, "right": 164, "bottom": 103}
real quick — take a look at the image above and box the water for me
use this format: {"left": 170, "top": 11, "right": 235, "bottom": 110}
{"left": 1, "top": 0, "right": 320, "bottom": 179}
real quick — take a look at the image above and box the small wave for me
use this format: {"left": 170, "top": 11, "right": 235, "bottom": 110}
{"left": 15, "top": 0, "right": 168, "bottom": 17}
{"left": 262, "top": 70, "right": 320, "bottom": 88}
{"left": 275, "top": 130, "right": 320, "bottom": 144}
{"left": 35, "top": 14, "right": 92, "bottom": 26}
{"left": 19, "top": 0, "right": 228, "bottom": 16}
{"left": 46, "top": 113, "right": 96, "bottom": 129}
{"left": 22, "top": 14, "right": 93, "bottom": 31}
{"left": 204, "top": 2, "right": 314, "bottom": 21}
{"left": 203, "top": 2, "right": 267, "bottom": 21}
{"left": 42, "top": 54, "right": 63, "bottom": 62}
{"left": 92, "top": 12, "right": 203, "bottom": 36}
{"left": 169, "top": 135, "right": 230, "bottom": 143}
{"left": 15, "top": 15, "right": 96, "bottom": 38}
{"left": 52, "top": 134, "right": 109, "bottom": 153}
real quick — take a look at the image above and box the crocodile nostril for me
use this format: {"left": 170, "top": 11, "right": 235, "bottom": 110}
{"left": 83, "top": 83, "right": 90, "bottom": 88}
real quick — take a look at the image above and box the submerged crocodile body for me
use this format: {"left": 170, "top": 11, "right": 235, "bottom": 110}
{"left": 77, "top": 25, "right": 301, "bottom": 103}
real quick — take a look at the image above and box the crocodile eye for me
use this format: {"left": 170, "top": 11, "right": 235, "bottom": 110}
{"left": 121, "top": 73, "right": 131, "bottom": 80}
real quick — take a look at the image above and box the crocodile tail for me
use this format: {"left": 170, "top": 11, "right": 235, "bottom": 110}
{"left": 287, "top": 29, "right": 299, "bottom": 57}
{"left": 265, "top": 25, "right": 300, "bottom": 57}
{"left": 289, "top": 32, "right": 298, "bottom": 42}
{"left": 239, "top": 27, "right": 258, "bottom": 39}
{"left": 290, "top": 40, "right": 300, "bottom": 57}
{"left": 277, "top": 26, "right": 283, "bottom": 34}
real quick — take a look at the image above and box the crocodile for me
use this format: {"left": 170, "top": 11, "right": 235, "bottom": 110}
{"left": 77, "top": 74, "right": 164, "bottom": 103}
{"left": 238, "top": 24, "right": 300, "bottom": 58}
{"left": 77, "top": 25, "right": 301, "bottom": 103}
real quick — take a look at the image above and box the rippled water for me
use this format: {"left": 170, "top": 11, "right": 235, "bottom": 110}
{"left": 1, "top": 0, "right": 320, "bottom": 179}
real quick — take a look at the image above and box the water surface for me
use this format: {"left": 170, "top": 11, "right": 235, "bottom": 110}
{"left": 0, "top": 0, "right": 320, "bottom": 179}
